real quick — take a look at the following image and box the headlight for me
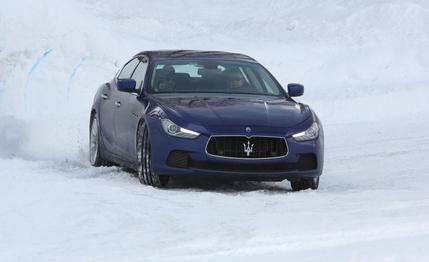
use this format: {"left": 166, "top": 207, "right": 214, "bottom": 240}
{"left": 292, "top": 122, "right": 319, "bottom": 141}
{"left": 161, "top": 119, "right": 200, "bottom": 139}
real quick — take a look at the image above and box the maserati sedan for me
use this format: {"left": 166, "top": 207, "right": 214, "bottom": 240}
{"left": 89, "top": 50, "right": 324, "bottom": 190}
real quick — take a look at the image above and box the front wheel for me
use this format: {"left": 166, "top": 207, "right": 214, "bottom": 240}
{"left": 137, "top": 122, "right": 169, "bottom": 188}
{"left": 290, "top": 177, "right": 319, "bottom": 191}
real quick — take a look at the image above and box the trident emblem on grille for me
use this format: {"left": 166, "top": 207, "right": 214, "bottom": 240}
{"left": 243, "top": 141, "right": 254, "bottom": 157}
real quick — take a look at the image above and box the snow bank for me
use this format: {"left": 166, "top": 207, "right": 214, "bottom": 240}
{"left": 0, "top": 116, "right": 26, "bottom": 158}
{"left": 1, "top": 0, "right": 429, "bottom": 160}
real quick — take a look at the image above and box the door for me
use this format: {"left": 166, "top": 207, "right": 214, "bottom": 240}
{"left": 115, "top": 58, "right": 149, "bottom": 160}
{"left": 109, "top": 57, "right": 140, "bottom": 156}
{"left": 98, "top": 81, "right": 116, "bottom": 153}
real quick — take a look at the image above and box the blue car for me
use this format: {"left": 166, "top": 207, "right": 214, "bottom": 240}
{"left": 90, "top": 50, "right": 324, "bottom": 190}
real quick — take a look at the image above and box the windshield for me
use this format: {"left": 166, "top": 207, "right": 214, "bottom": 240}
{"left": 149, "top": 59, "right": 284, "bottom": 96}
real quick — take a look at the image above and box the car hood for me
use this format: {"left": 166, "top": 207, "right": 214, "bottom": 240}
{"left": 153, "top": 94, "right": 311, "bottom": 128}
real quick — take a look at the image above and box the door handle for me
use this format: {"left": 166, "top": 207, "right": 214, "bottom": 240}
{"left": 101, "top": 94, "right": 108, "bottom": 99}
{"left": 115, "top": 101, "right": 121, "bottom": 107}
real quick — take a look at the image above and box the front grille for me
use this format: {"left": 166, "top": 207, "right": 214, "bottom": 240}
{"left": 206, "top": 136, "right": 287, "bottom": 158}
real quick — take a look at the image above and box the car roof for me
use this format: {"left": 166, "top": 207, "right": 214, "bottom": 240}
{"left": 135, "top": 50, "right": 257, "bottom": 62}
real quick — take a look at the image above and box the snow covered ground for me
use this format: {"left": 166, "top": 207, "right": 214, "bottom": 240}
{"left": 1, "top": 0, "right": 429, "bottom": 261}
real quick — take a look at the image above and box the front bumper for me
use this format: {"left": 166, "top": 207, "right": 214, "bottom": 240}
{"left": 149, "top": 122, "right": 324, "bottom": 182}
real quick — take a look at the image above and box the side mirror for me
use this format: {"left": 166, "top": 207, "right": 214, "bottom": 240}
{"left": 117, "top": 79, "right": 136, "bottom": 93}
{"left": 287, "top": 83, "right": 304, "bottom": 97}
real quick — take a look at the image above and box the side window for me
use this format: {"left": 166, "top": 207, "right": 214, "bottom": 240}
{"left": 118, "top": 58, "right": 139, "bottom": 79}
{"left": 131, "top": 61, "right": 148, "bottom": 91}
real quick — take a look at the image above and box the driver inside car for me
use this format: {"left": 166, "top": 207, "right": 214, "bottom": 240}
{"left": 223, "top": 68, "right": 251, "bottom": 93}
{"left": 156, "top": 65, "right": 176, "bottom": 92}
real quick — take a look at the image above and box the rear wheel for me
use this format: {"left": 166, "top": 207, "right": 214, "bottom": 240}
{"left": 89, "top": 115, "right": 103, "bottom": 167}
{"left": 290, "top": 177, "right": 319, "bottom": 191}
{"left": 137, "top": 122, "right": 169, "bottom": 188}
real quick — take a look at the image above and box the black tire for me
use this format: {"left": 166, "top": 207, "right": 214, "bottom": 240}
{"left": 89, "top": 115, "right": 104, "bottom": 167}
{"left": 137, "top": 121, "right": 169, "bottom": 188}
{"left": 291, "top": 177, "right": 319, "bottom": 191}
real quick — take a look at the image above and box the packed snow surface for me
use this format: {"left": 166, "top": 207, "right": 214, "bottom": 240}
{"left": 1, "top": 0, "right": 429, "bottom": 261}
